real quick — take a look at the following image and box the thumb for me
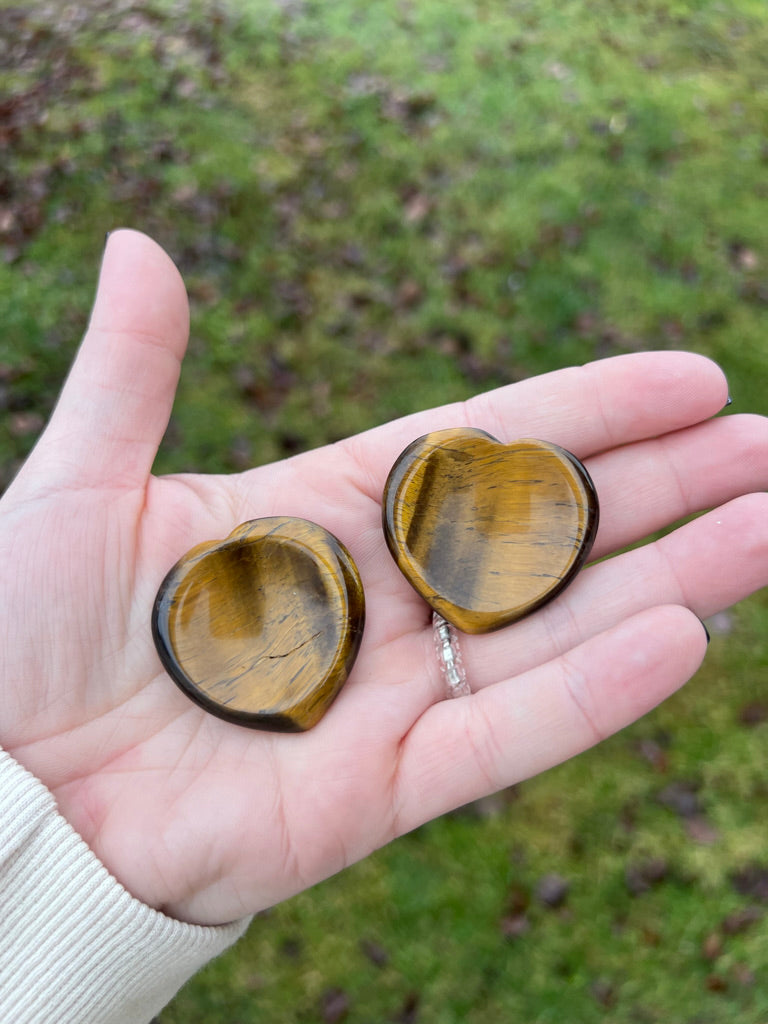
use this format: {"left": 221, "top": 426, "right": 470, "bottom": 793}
{"left": 23, "top": 230, "right": 190, "bottom": 493}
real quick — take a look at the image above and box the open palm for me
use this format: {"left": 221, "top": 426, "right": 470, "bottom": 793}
{"left": 2, "top": 230, "right": 766, "bottom": 927}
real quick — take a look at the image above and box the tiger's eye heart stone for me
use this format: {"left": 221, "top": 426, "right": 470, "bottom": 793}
{"left": 383, "top": 429, "right": 599, "bottom": 634}
{"left": 152, "top": 517, "right": 365, "bottom": 731}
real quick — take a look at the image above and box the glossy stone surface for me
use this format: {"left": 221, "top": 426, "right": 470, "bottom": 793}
{"left": 152, "top": 517, "right": 365, "bottom": 731}
{"left": 383, "top": 429, "right": 599, "bottom": 633}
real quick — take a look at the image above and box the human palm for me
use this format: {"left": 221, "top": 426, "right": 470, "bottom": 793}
{"left": 1, "top": 231, "right": 766, "bottom": 927}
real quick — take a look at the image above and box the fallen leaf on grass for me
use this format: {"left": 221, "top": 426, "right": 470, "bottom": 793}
{"left": 8, "top": 411, "right": 44, "bottom": 438}
{"left": 730, "top": 864, "right": 768, "bottom": 902}
{"left": 321, "top": 987, "right": 350, "bottom": 1024}
{"left": 500, "top": 913, "right": 530, "bottom": 940}
{"left": 625, "top": 858, "right": 668, "bottom": 896}
{"left": 634, "top": 737, "right": 669, "bottom": 772}
{"left": 359, "top": 937, "right": 389, "bottom": 968}
{"left": 684, "top": 815, "right": 720, "bottom": 845}
{"left": 656, "top": 780, "right": 702, "bottom": 818}
{"left": 738, "top": 700, "right": 768, "bottom": 726}
{"left": 702, "top": 931, "right": 723, "bottom": 961}
{"left": 729, "top": 242, "right": 759, "bottom": 271}
{"left": 536, "top": 873, "right": 570, "bottom": 908}
{"left": 721, "top": 906, "right": 763, "bottom": 934}
{"left": 393, "top": 991, "right": 420, "bottom": 1024}
{"left": 403, "top": 192, "right": 433, "bottom": 225}
{"left": 731, "top": 963, "right": 755, "bottom": 987}
{"left": 590, "top": 977, "right": 616, "bottom": 1009}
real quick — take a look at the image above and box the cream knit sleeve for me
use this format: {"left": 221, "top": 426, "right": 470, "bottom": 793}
{"left": 0, "top": 747, "right": 250, "bottom": 1023}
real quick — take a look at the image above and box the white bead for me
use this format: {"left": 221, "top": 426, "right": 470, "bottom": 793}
{"left": 432, "top": 612, "right": 470, "bottom": 698}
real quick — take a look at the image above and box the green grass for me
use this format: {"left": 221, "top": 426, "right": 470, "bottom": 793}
{"left": 2, "top": 0, "right": 768, "bottom": 1020}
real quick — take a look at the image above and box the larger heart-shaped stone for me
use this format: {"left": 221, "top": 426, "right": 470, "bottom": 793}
{"left": 152, "top": 517, "right": 365, "bottom": 731}
{"left": 383, "top": 429, "right": 598, "bottom": 633}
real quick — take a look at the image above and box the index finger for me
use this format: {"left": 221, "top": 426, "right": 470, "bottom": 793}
{"left": 343, "top": 350, "right": 729, "bottom": 497}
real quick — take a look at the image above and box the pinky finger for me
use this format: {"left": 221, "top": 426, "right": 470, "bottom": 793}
{"left": 393, "top": 605, "right": 708, "bottom": 834}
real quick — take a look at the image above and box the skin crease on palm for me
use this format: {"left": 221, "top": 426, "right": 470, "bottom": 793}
{"left": 0, "top": 230, "right": 767, "bottom": 927}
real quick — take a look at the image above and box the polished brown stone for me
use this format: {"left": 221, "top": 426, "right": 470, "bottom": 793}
{"left": 383, "top": 429, "right": 599, "bottom": 633}
{"left": 152, "top": 517, "right": 365, "bottom": 731}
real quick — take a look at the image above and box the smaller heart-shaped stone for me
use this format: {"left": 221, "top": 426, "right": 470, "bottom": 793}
{"left": 152, "top": 517, "right": 365, "bottom": 731}
{"left": 383, "top": 429, "right": 598, "bottom": 633}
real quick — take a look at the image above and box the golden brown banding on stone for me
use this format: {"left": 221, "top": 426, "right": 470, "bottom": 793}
{"left": 383, "top": 428, "right": 598, "bottom": 634}
{"left": 152, "top": 517, "right": 365, "bottom": 731}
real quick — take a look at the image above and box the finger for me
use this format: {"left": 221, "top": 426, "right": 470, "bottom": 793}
{"left": 469, "top": 350, "right": 728, "bottom": 455}
{"left": 393, "top": 605, "right": 708, "bottom": 832}
{"left": 588, "top": 412, "right": 768, "bottom": 559}
{"left": 232, "top": 350, "right": 727, "bottom": 525}
{"left": 28, "top": 230, "right": 189, "bottom": 491}
{"left": 357, "top": 411, "right": 764, "bottom": 655}
{"left": 360, "top": 419, "right": 768, "bottom": 704}
{"left": 341, "top": 350, "right": 729, "bottom": 498}
{"left": 463, "top": 491, "right": 768, "bottom": 687}
{"left": 230, "top": 351, "right": 731, "bottom": 647}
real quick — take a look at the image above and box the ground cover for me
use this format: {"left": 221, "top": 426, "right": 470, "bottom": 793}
{"left": 1, "top": 0, "right": 767, "bottom": 1020}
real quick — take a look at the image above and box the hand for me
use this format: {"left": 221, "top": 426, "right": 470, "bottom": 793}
{"left": 1, "top": 231, "right": 766, "bottom": 926}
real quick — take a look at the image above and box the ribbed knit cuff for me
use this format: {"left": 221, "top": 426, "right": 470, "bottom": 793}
{"left": 0, "top": 748, "right": 250, "bottom": 1024}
